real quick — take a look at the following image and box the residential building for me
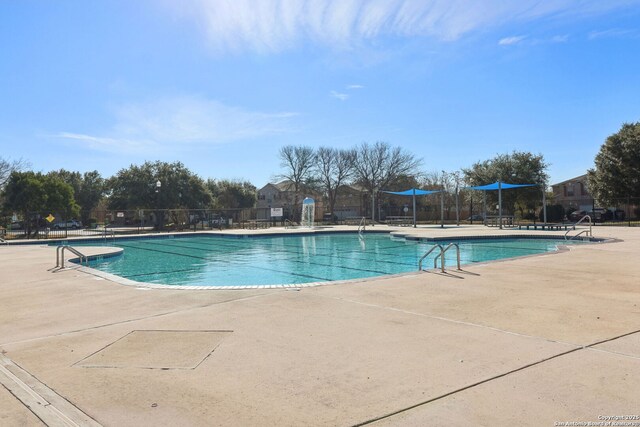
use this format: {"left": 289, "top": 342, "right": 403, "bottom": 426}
{"left": 551, "top": 174, "right": 594, "bottom": 212}
{"left": 332, "top": 184, "right": 367, "bottom": 220}
{"left": 256, "top": 180, "right": 324, "bottom": 220}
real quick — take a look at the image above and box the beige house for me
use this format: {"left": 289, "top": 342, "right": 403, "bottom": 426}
{"left": 256, "top": 181, "right": 324, "bottom": 221}
{"left": 256, "top": 181, "right": 368, "bottom": 221}
{"left": 331, "top": 184, "right": 368, "bottom": 220}
{"left": 551, "top": 174, "right": 594, "bottom": 212}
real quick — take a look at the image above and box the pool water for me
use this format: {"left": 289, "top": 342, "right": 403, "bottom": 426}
{"left": 75, "top": 233, "right": 586, "bottom": 288}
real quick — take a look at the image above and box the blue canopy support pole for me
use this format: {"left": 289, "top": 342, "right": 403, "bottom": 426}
{"left": 412, "top": 188, "right": 417, "bottom": 228}
{"left": 483, "top": 192, "right": 486, "bottom": 225}
{"left": 498, "top": 181, "right": 503, "bottom": 230}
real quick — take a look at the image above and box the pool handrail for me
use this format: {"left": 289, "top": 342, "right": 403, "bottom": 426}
{"left": 0, "top": 237, "right": 7, "bottom": 245}
{"left": 357, "top": 217, "right": 366, "bottom": 237}
{"left": 568, "top": 229, "right": 592, "bottom": 241}
{"left": 284, "top": 219, "right": 295, "bottom": 229}
{"left": 56, "top": 245, "right": 89, "bottom": 268}
{"left": 565, "top": 215, "right": 592, "bottom": 240}
{"left": 102, "top": 226, "right": 115, "bottom": 243}
{"left": 434, "top": 243, "right": 462, "bottom": 271}
{"left": 418, "top": 244, "right": 444, "bottom": 272}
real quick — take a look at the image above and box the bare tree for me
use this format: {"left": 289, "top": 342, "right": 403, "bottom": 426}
{"left": 314, "top": 147, "right": 356, "bottom": 222}
{"left": 277, "top": 145, "right": 315, "bottom": 221}
{"left": 436, "top": 170, "right": 464, "bottom": 224}
{"left": 0, "top": 157, "right": 29, "bottom": 190}
{"left": 353, "top": 142, "right": 421, "bottom": 221}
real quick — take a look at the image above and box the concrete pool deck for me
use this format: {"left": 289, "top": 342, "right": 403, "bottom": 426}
{"left": 0, "top": 224, "right": 639, "bottom": 426}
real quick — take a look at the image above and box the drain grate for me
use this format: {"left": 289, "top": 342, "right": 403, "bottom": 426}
{"left": 75, "top": 330, "right": 232, "bottom": 370}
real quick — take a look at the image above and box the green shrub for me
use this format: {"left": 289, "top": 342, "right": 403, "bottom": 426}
{"left": 539, "top": 204, "right": 565, "bottom": 222}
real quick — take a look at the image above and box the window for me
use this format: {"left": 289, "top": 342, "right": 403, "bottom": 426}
{"left": 566, "top": 184, "right": 574, "bottom": 197}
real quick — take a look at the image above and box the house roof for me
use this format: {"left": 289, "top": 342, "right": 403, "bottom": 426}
{"left": 273, "top": 180, "right": 295, "bottom": 191}
{"left": 551, "top": 174, "right": 588, "bottom": 187}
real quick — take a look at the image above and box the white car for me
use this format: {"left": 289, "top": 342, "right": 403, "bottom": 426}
{"left": 53, "top": 220, "right": 83, "bottom": 229}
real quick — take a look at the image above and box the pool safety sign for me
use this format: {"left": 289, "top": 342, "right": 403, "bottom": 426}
{"left": 46, "top": 214, "right": 55, "bottom": 223}
{"left": 271, "top": 208, "right": 283, "bottom": 217}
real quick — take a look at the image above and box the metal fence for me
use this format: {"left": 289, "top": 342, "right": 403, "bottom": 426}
{"left": 586, "top": 197, "right": 640, "bottom": 226}
{"left": 0, "top": 208, "right": 282, "bottom": 240}
{"left": 2, "top": 198, "right": 639, "bottom": 240}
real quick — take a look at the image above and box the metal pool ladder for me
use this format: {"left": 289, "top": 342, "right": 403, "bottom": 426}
{"left": 55, "top": 245, "right": 89, "bottom": 268}
{"left": 434, "top": 243, "right": 462, "bottom": 272}
{"left": 357, "top": 217, "right": 367, "bottom": 238}
{"left": 418, "top": 244, "right": 443, "bottom": 271}
{"left": 419, "top": 243, "right": 462, "bottom": 273}
{"left": 565, "top": 215, "right": 592, "bottom": 241}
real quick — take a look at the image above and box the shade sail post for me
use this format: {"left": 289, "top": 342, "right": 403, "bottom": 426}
{"left": 498, "top": 181, "right": 503, "bottom": 230}
{"left": 483, "top": 192, "right": 486, "bottom": 224}
{"left": 412, "top": 188, "right": 417, "bottom": 228}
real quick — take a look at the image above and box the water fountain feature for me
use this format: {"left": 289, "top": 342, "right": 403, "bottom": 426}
{"left": 301, "top": 197, "right": 315, "bottom": 228}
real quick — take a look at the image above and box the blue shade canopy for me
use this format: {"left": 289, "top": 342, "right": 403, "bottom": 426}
{"left": 382, "top": 188, "right": 440, "bottom": 196}
{"left": 465, "top": 181, "right": 536, "bottom": 191}
{"left": 380, "top": 188, "right": 442, "bottom": 228}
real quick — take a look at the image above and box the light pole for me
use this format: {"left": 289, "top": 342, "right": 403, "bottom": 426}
{"left": 452, "top": 171, "right": 460, "bottom": 226}
{"left": 155, "top": 180, "right": 161, "bottom": 231}
{"left": 371, "top": 187, "right": 377, "bottom": 225}
{"left": 441, "top": 171, "right": 447, "bottom": 228}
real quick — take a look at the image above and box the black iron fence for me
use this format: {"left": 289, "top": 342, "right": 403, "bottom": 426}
{"left": 583, "top": 197, "right": 640, "bottom": 226}
{"left": 2, "top": 199, "right": 639, "bottom": 240}
{"left": 0, "top": 208, "right": 292, "bottom": 240}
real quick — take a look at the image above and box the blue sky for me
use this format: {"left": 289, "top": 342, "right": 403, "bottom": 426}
{"left": 1, "top": 0, "right": 639, "bottom": 188}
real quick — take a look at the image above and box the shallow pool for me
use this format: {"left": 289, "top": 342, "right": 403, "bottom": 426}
{"left": 72, "top": 233, "right": 587, "bottom": 288}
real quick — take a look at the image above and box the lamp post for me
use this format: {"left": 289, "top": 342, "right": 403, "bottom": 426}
{"left": 371, "top": 187, "right": 377, "bottom": 225}
{"left": 155, "top": 180, "right": 161, "bottom": 231}
{"left": 441, "top": 171, "right": 447, "bottom": 228}
{"left": 452, "top": 171, "right": 460, "bottom": 226}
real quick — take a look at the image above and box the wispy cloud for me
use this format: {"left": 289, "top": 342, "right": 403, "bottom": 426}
{"left": 550, "top": 34, "right": 569, "bottom": 43}
{"left": 169, "top": 0, "right": 640, "bottom": 53}
{"left": 330, "top": 90, "right": 349, "bottom": 101}
{"left": 588, "top": 28, "right": 639, "bottom": 40}
{"left": 498, "top": 35, "right": 526, "bottom": 46}
{"left": 347, "top": 84, "right": 365, "bottom": 89}
{"left": 53, "top": 132, "right": 154, "bottom": 152}
{"left": 53, "top": 95, "right": 298, "bottom": 154}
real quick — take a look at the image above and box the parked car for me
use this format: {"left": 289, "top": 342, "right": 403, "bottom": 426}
{"left": 569, "top": 209, "right": 613, "bottom": 223}
{"left": 568, "top": 210, "right": 588, "bottom": 222}
{"left": 53, "top": 219, "right": 83, "bottom": 229}
{"left": 209, "top": 217, "right": 227, "bottom": 227}
{"left": 614, "top": 209, "right": 626, "bottom": 221}
{"left": 466, "top": 214, "right": 484, "bottom": 222}
{"left": 589, "top": 208, "right": 614, "bottom": 222}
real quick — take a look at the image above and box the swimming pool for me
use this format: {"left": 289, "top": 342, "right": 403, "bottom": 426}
{"left": 73, "top": 233, "right": 589, "bottom": 288}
